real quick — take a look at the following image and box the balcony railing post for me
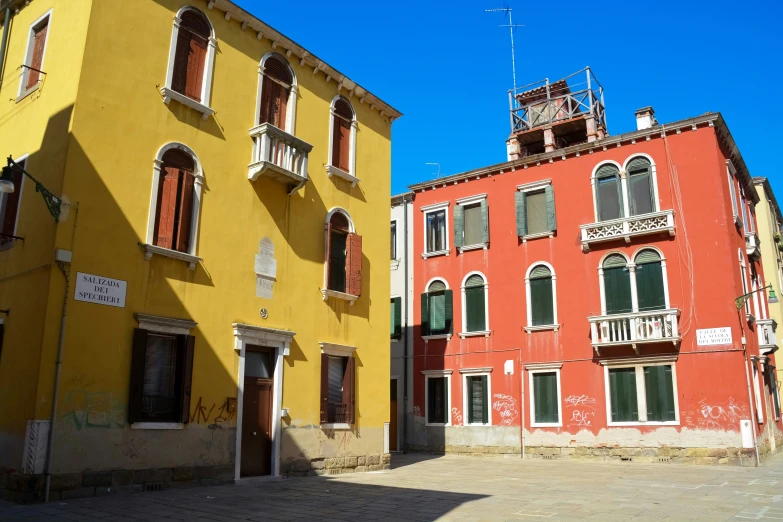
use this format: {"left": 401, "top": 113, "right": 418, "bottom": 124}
{"left": 591, "top": 321, "right": 599, "bottom": 345}
{"left": 670, "top": 312, "right": 678, "bottom": 339}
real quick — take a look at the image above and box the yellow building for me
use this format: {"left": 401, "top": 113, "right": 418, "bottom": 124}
{"left": 0, "top": 0, "right": 399, "bottom": 502}
{"left": 754, "top": 178, "right": 783, "bottom": 344}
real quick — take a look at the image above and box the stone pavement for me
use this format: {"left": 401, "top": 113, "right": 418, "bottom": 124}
{"left": 2, "top": 453, "right": 783, "bottom": 521}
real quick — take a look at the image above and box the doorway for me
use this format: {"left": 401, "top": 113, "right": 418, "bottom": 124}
{"left": 241, "top": 346, "right": 274, "bottom": 477}
{"left": 390, "top": 378, "right": 398, "bottom": 451}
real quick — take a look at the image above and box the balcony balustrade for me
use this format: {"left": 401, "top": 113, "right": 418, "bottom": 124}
{"left": 757, "top": 319, "right": 778, "bottom": 355}
{"left": 588, "top": 308, "right": 681, "bottom": 355}
{"left": 745, "top": 232, "right": 761, "bottom": 260}
{"left": 248, "top": 123, "right": 313, "bottom": 194}
{"left": 580, "top": 210, "right": 675, "bottom": 251}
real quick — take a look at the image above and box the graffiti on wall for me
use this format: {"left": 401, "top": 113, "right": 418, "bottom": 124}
{"left": 697, "top": 398, "right": 747, "bottom": 429}
{"left": 569, "top": 410, "right": 594, "bottom": 427}
{"left": 492, "top": 394, "right": 519, "bottom": 426}
{"left": 451, "top": 407, "right": 463, "bottom": 426}
{"left": 412, "top": 405, "right": 422, "bottom": 418}
{"left": 60, "top": 389, "right": 126, "bottom": 433}
{"left": 563, "top": 394, "right": 596, "bottom": 429}
{"left": 191, "top": 397, "right": 236, "bottom": 425}
{"left": 564, "top": 395, "right": 596, "bottom": 407}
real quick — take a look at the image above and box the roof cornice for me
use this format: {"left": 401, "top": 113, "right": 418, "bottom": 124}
{"left": 209, "top": 0, "right": 402, "bottom": 120}
{"left": 753, "top": 177, "right": 783, "bottom": 224}
{"left": 407, "top": 112, "right": 757, "bottom": 204}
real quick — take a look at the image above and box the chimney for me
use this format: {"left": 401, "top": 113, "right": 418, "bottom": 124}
{"left": 635, "top": 106, "right": 657, "bottom": 131}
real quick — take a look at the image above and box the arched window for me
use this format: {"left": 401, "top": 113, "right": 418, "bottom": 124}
{"left": 635, "top": 249, "right": 665, "bottom": 311}
{"left": 461, "top": 273, "right": 488, "bottom": 333}
{"left": 146, "top": 144, "right": 204, "bottom": 264}
{"left": 328, "top": 97, "right": 357, "bottom": 179}
{"left": 527, "top": 265, "right": 555, "bottom": 327}
{"left": 595, "top": 164, "right": 624, "bottom": 221}
{"left": 422, "top": 279, "right": 453, "bottom": 337}
{"left": 627, "top": 157, "right": 655, "bottom": 216}
{"left": 259, "top": 55, "right": 295, "bottom": 131}
{"left": 739, "top": 249, "right": 750, "bottom": 315}
{"left": 163, "top": 7, "right": 215, "bottom": 113}
{"left": 324, "top": 210, "right": 362, "bottom": 298}
{"left": 602, "top": 254, "right": 632, "bottom": 314}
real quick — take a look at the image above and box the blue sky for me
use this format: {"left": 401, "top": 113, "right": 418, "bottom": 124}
{"left": 236, "top": 0, "right": 783, "bottom": 198}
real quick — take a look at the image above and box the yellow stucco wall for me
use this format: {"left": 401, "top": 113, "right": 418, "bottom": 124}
{"left": 754, "top": 182, "right": 783, "bottom": 332}
{"left": 0, "top": 0, "right": 93, "bottom": 469}
{"left": 1, "top": 0, "right": 393, "bottom": 475}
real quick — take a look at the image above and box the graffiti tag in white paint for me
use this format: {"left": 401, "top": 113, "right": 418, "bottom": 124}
{"left": 412, "top": 405, "right": 422, "bottom": 418}
{"left": 564, "top": 395, "right": 596, "bottom": 407}
{"left": 569, "top": 410, "right": 594, "bottom": 427}
{"left": 451, "top": 407, "right": 463, "bottom": 425}
{"left": 697, "top": 397, "right": 746, "bottom": 429}
{"left": 492, "top": 394, "right": 519, "bottom": 426}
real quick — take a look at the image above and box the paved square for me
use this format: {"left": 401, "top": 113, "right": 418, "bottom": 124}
{"left": 3, "top": 453, "right": 783, "bottom": 521}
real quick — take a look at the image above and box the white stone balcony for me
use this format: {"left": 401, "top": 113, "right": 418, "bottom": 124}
{"left": 580, "top": 210, "right": 675, "bottom": 252}
{"left": 588, "top": 309, "right": 681, "bottom": 354}
{"left": 745, "top": 232, "right": 761, "bottom": 260}
{"left": 757, "top": 319, "right": 778, "bottom": 355}
{"left": 248, "top": 123, "right": 313, "bottom": 194}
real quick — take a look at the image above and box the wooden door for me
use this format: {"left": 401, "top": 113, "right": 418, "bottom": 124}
{"left": 241, "top": 348, "right": 274, "bottom": 477}
{"left": 389, "top": 379, "right": 398, "bottom": 451}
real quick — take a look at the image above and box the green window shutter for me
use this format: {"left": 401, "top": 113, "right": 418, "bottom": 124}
{"left": 530, "top": 276, "right": 554, "bottom": 326}
{"left": 636, "top": 260, "right": 665, "bottom": 312}
{"left": 534, "top": 372, "right": 558, "bottom": 424}
{"left": 390, "top": 298, "right": 395, "bottom": 339}
{"left": 467, "top": 375, "right": 488, "bottom": 424}
{"left": 444, "top": 289, "right": 454, "bottom": 334}
{"left": 526, "top": 191, "right": 548, "bottom": 235}
{"left": 596, "top": 165, "right": 624, "bottom": 221}
{"left": 480, "top": 199, "right": 489, "bottom": 243}
{"left": 453, "top": 205, "right": 464, "bottom": 248}
{"left": 467, "top": 376, "right": 474, "bottom": 422}
{"left": 628, "top": 157, "right": 654, "bottom": 216}
{"left": 609, "top": 368, "right": 638, "bottom": 422}
{"left": 392, "top": 297, "right": 402, "bottom": 338}
{"left": 545, "top": 184, "right": 556, "bottom": 232}
{"left": 644, "top": 365, "right": 675, "bottom": 422}
{"left": 515, "top": 191, "right": 527, "bottom": 236}
{"left": 430, "top": 292, "right": 446, "bottom": 334}
{"left": 603, "top": 266, "right": 633, "bottom": 314}
{"left": 465, "top": 285, "right": 486, "bottom": 332}
{"left": 481, "top": 375, "right": 488, "bottom": 424}
{"left": 420, "top": 293, "right": 430, "bottom": 336}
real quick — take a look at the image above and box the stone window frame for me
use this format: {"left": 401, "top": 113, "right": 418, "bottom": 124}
{"left": 422, "top": 370, "right": 452, "bottom": 427}
{"left": 460, "top": 368, "right": 493, "bottom": 427}
{"left": 526, "top": 363, "right": 562, "bottom": 428}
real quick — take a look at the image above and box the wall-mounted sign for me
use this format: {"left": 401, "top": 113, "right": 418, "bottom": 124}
{"left": 74, "top": 272, "right": 126, "bottom": 308}
{"left": 696, "top": 327, "right": 733, "bottom": 346}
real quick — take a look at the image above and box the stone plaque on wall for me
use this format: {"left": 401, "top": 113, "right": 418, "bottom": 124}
{"left": 255, "top": 238, "right": 276, "bottom": 299}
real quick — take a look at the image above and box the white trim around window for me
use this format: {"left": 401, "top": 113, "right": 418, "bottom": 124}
{"left": 0, "top": 153, "right": 28, "bottom": 250}
{"left": 527, "top": 365, "right": 562, "bottom": 428}
{"left": 455, "top": 193, "right": 488, "bottom": 252}
{"left": 460, "top": 368, "right": 492, "bottom": 426}
{"left": 517, "top": 180, "right": 555, "bottom": 242}
{"left": 597, "top": 247, "right": 671, "bottom": 315}
{"left": 590, "top": 160, "right": 623, "bottom": 222}
{"left": 422, "top": 370, "right": 452, "bottom": 427}
{"left": 421, "top": 202, "right": 450, "bottom": 258}
{"left": 524, "top": 261, "right": 559, "bottom": 332}
{"left": 17, "top": 9, "right": 53, "bottom": 102}
{"left": 326, "top": 95, "right": 359, "bottom": 186}
{"left": 460, "top": 271, "right": 490, "bottom": 337}
{"left": 622, "top": 153, "right": 661, "bottom": 214}
{"left": 143, "top": 142, "right": 205, "bottom": 270}
{"left": 161, "top": 6, "right": 217, "bottom": 119}
{"left": 600, "top": 356, "right": 680, "bottom": 427}
{"left": 255, "top": 52, "right": 298, "bottom": 133}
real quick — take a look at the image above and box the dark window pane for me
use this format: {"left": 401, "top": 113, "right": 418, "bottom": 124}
{"left": 390, "top": 222, "right": 397, "bottom": 260}
{"left": 644, "top": 365, "right": 675, "bottom": 422}
{"left": 426, "top": 210, "right": 446, "bottom": 252}
{"left": 246, "top": 351, "right": 273, "bottom": 379}
{"left": 465, "top": 286, "right": 486, "bottom": 332}
{"left": 329, "top": 231, "right": 347, "bottom": 292}
{"left": 526, "top": 190, "right": 547, "bottom": 235}
{"left": 390, "top": 379, "right": 397, "bottom": 401}
{"left": 427, "top": 377, "right": 447, "bottom": 423}
{"left": 530, "top": 276, "right": 554, "bottom": 326}
{"left": 142, "top": 334, "right": 178, "bottom": 419}
{"left": 468, "top": 376, "right": 486, "bottom": 424}
{"left": 597, "top": 176, "right": 622, "bottom": 221}
{"left": 533, "top": 372, "right": 558, "bottom": 424}
{"left": 629, "top": 172, "right": 653, "bottom": 215}
{"left": 463, "top": 203, "right": 482, "bottom": 246}
{"left": 604, "top": 267, "right": 633, "bottom": 314}
{"left": 609, "top": 368, "right": 638, "bottom": 422}
{"left": 636, "top": 261, "right": 666, "bottom": 312}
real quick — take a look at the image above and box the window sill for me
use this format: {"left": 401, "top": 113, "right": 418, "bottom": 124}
{"left": 520, "top": 232, "right": 554, "bottom": 243}
{"left": 459, "top": 330, "right": 491, "bottom": 339}
{"left": 457, "top": 243, "right": 487, "bottom": 253}
{"left": 321, "top": 288, "right": 358, "bottom": 305}
{"left": 422, "top": 334, "right": 452, "bottom": 343}
{"left": 464, "top": 423, "right": 492, "bottom": 427}
{"left": 325, "top": 165, "right": 360, "bottom": 187}
{"left": 422, "top": 249, "right": 450, "bottom": 259}
{"left": 15, "top": 83, "right": 40, "bottom": 103}
{"left": 131, "top": 422, "right": 184, "bottom": 430}
{"left": 524, "top": 324, "right": 560, "bottom": 333}
{"left": 424, "top": 423, "right": 451, "bottom": 427}
{"left": 160, "top": 87, "right": 215, "bottom": 120}
{"left": 321, "top": 423, "right": 351, "bottom": 430}
{"left": 607, "top": 421, "right": 680, "bottom": 427}
{"left": 530, "top": 422, "right": 562, "bottom": 428}
{"left": 141, "top": 244, "right": 201, "bottom": 270}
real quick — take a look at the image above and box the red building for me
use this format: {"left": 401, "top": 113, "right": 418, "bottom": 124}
{"left": 405, "top": 69, "right": 783, "bottom": 464}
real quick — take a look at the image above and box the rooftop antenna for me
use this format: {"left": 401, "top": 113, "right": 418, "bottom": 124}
{"left": 485, "top": 6, "right": 524, "bottom": 98}
{"left": 425, "top": 162, "right": 441, "bottom": 178}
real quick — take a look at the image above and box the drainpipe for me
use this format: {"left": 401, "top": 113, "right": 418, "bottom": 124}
{"left": 402, "top": 194, "right": 410, "bottom": 453}
{"left": 0, "top": 4, "right": 13, "bottom": 90}
{"left": 519, "top": 357, "right": 525, "bottom": 459}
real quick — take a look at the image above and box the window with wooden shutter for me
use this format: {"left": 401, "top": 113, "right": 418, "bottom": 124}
{"left": 466, "top": 375, "right": 488, "bottom": 425}
{"left": 627, "top": 157, "right": 654, "bottom": 216}
{"left": 602, "top": 255, "right": 632, "bottom": 314}
{"left": 532, "top": 372, "right": 559, "bottom": 424}
{"left": 453, "top": 205, "right": 464, "bottom": 248}
{"left": 526, "top": 190, "right": 547, "bottom": 235}
{"left": 427, "top": 376, "right": 447, "bottom": 424}
{"left": 346, "top": 233, "right": 362, "bottom": 297}
{"left": 424, "top": 281, "right": 452, "bottom": 336}
{"left": 635, "top": 250, "right": 666, "bottom": 312}
{"left": 544, "top": 185, "right": 556, "bottom": 232}
{"left": 171, "top": 9, "right": 211, "bottom": 102}
{"left": 25, "top": 19, "right": 48, "bottom": 90}
{"left": 320, "top": 353, "right": 330, "bottom": 424}
{"left": 260, "top": 56, "right": 293, "bottom": 129}
{"left": 327, "top": 212, "right": 350, "bottom": 293}
{"left": 529, "top": 265, "right": 554, "bottom": 326}
{"left": 391, "top": 297, "right": 402, "bottom": 339}
{"left": 643, "top": 365, "right": 675, "bottom": 422}
{"left": 128, "top": 328, "right": 195, "bottom": 424}
{"left": 608, "top": 368, "right": 638, "bottom": 422}
{"left": 153, "top": 149, "right": 196, "bottom": 253}
{"left": 462, "top": 203, "right": 482, "bottom": 246}
{"left": 596, "top": 165, "right": 623, "bottom": 221}
{"left": 343, "top": 356, "right": 355, "bottom": 424}
{"left": 0, "top": 159, "right": 24, "bottom": 245}
{"left": 515, "top": 191, "right": 527, "bottom": 236}
{"left": 331, "top": 99, "right": 353, "bottom": 172}
{"left": 464, "top": 275, "right": 486, "bottom": 332}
